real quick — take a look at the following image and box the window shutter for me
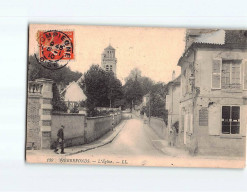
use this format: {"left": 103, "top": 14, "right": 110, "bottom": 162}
{"left": 240, "top": 105, "right": 247, "bottom": 137}
{"left": 212, "top": 59, "right": 222, "bottom": 89}
{"left": 208, "top": 105, "right": 221, "bottom": 135}
{"left": 244, "top": 60, "right": 247, "bottom": 90}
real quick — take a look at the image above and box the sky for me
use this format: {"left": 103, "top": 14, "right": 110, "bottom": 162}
{"left": 29, "top": 24, "right": 186, "bottom": 84}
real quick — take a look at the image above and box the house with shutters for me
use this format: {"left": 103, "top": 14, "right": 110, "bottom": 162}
{"left": 177, "top": 30, "right": 247, "bottom": 156}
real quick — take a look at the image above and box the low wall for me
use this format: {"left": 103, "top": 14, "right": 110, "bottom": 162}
{"left": 51, "top": 112, "right": 122, "bottom": 148}
{"left": 85, "top": 113, "right": 122, "bottom": 143}
{"left": 149, "top": 117, "right": 167, "bottom": 140}
{"left": 121, "top": 111, "right": 132, "bottom": 119}
{"left": 113, "top": 112, "right": 122, "bottom": 126}
{"left": 51, "top": 113, "right": 86, "bottom": 148}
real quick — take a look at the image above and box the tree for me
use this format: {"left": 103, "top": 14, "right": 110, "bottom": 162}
{"left": 106, "top": 71, "right": 124, "bottom": 108}
{"left": 124, "top": 68, "right": 142, "bottom": 82}
{"left": 81, "top": 65, "right": 123, "bottom": 116}
{"left": 145, "top": 82, "right": 168, "bottom": 124}
{"left": 52, "top": 83, "right": 68, "bottom": 112}
{"left": 123, "top": 76, "right": 143, "bottom": 110}
{"left": 124, "top": 68, "right": 154, "bottom": 96}
{"left": 28, "top": 55, "right": 82, "bottom": 85}
{"left": 139, "top": 76, "right": 154, "bottom": 96}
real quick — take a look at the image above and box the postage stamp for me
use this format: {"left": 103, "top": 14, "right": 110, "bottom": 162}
{"left": 37, "top": 30, "right": 74, "bottom": 70}
{"left": 26, "top": 24, "right": 247, "bottom": 168}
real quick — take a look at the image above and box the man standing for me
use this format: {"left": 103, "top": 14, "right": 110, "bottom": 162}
{"left": 54, "top": 125, "right": 65, "bottom": 154}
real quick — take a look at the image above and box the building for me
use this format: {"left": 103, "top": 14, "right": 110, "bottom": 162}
{"left": 60, "top": 75, "right": 87, "bottom": 111}
{"left": 101, "top": 44, "right": 117, "bottom": 75}
{"left": 165, "top": 72, "right": 181, "bottom": 144}
{"left": 177, "top": 30, "right": 247, "bottom": 156}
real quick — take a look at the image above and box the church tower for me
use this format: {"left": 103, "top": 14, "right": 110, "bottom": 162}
{"left": 101, "top": 44, "right": 117, "bottom": 76}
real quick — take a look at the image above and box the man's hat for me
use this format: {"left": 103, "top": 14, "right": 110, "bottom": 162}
{"left": 61, "top": 125, "right": 65, "bottom": 128}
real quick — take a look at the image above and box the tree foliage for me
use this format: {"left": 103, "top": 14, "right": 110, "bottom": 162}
{"left": 81, "top": 65, "right": 123, "bottom": 116}
{"left": 123, "top": 77, "right": 143, "bottom": 109}
{"left": 28, "top": 55, "right": 82, "bottom": 85}
{"left": 52, "top": 83, "right": 68, "bottom": 112}
{"left": 144, "top": 83, "right": 168, "bottom": 124}
{"left": 123, "top": 68, "right": 169, "bottom": 122}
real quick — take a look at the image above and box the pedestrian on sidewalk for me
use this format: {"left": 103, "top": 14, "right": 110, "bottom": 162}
{"left": 54, "top": 125, "right": 65, "bottom": 154}
{"left": 168, "top": 126, "right": 176, "bottom": 147}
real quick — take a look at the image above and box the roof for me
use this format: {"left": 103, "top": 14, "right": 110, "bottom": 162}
{"left": 192, "top": 29, "right": 225, "bottom": 45}
{"left": 178, "top": 42, "right": 247, "bottom": 66}
{"left": 166, "top": 75, "right": 181, "bottom": 88}
{"left": 60, "top": 75, "right": 84, "bottom": 95}
{"left": 60, "top": 81, "right": 76, "bottom": 95}
{"left": 104, "top": 44, "right": 115, "bottom": 50}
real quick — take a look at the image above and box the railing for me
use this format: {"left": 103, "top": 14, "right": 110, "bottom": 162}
{"left": 28, "top": 81, "right": 43, "bottom": 94}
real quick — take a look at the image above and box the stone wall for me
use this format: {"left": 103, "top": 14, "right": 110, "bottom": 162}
{"left": 26, "top": 95, "right": 41, "bottom": 149}
{"left": 27, "top": 78, "right": 123, "bottom": 150}
{"left": 51, "top": 113, "right": 86, "bottom": 148}
{"left": 26, "top": 78, "right": 53, "bottom": 150}
{"left": 85, "top": 113, "right": 122, "bottom": 143}
{"left": 149, "top": 117, "right": 167, "bottom": 140}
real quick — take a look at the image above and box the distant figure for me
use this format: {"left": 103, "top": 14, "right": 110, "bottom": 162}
{"left": 143, "top": 112, "right": 148, "bottom": 124}
{"left": 168, "top": 126, "right": 176, "bottom": 147}
{"left": 54, "top": 125, "right": 65, "bottom": 154}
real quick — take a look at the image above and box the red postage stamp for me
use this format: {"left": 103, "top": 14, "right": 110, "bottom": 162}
{"left": 39, "top": 30, "right": 74, "bottom": 62}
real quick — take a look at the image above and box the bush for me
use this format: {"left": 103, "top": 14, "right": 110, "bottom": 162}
{"left": 70, "top": 105, "right": 79, "bottom": 113}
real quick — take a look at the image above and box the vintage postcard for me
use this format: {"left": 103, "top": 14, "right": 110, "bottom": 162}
{"left": 26, "top": 24, "right": 247, "bottom": 168}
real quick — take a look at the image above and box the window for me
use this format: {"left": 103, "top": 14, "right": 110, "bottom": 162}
{"left": 106, "top": 65, "right": 109, "bottom": 71}
{"left": 110, "top": 65, "right": 112, "bottom": 71}
{"left": 222, "top": 106, "right": 240, "bottom": 134}
{"left": 221, "top": 60, "right": 241, "bottom": 89}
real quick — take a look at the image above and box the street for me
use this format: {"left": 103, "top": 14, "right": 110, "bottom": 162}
{"left": 82, "top": 118, "right": 165, "bottom": 157}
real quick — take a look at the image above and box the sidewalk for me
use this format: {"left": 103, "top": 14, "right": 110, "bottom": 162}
{"left": 26, "top": 120, "right": 127, "bottom": 157}
{"left": 144, "top": 121, "right": 245, "bottom": 160}
{"left": 142, "top": 119, "right": 190, "bottom": 158}
{"left": 151, "top": 139, "right": 190, "bottom": 158}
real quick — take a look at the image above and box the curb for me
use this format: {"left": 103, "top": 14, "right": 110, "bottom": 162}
{"left": 65, "top": 120, "right": 127, "bottom": 156}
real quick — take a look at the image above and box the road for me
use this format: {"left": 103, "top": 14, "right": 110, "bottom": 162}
{"left": 82, "top": 118, "right": 165, "bottom": 157}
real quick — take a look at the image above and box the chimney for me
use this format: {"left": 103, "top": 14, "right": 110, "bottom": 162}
{"left": 172, "top": 70, "right": 176, "bottom": 80}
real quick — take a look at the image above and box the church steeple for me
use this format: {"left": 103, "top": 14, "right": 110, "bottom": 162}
{"left": 101, "top": 44, "right": 117, "bottom": 76}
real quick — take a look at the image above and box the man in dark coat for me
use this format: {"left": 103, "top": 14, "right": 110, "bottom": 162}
{"left": 54, "top": 125, "right": 65, "bottom": 154}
